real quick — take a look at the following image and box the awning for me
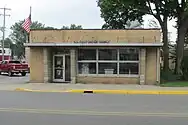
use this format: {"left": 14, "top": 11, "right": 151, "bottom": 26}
{"left": 24, "top": 42, "right": 163, "bottom": 47}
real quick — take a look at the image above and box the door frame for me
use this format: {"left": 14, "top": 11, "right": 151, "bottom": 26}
{"left": 53, "top": 54, "right": 66, "bottom": 82}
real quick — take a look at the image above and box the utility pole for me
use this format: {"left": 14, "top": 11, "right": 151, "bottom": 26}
{"left": 0, "top": 7, "right": 11, "bottom": 61}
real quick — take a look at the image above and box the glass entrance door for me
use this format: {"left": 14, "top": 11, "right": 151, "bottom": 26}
{"left": 53, "top": 55, "right": 65, "bottom": 82}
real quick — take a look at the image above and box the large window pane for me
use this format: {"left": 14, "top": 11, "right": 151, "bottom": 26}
{"left": 119, "top": 63, "right": 139, "bottom": 74}
{"left": 99, "top": 49, "right": 117, "bottom": 60}
{"left": 78, "top": 49, "right": 96, "bottom": 60}
{"left": 119, "top": 48, "right": 139, "bottom": 61}
{"left": 98, "top": 63, "right": 117, "bottom": 74}
{"left": 78, "top": 63, "right": 96, "bottom": 74}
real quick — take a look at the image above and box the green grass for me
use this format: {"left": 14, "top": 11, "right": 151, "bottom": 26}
{"left": 160, "top": 81, "right": 188, "bottom": 87}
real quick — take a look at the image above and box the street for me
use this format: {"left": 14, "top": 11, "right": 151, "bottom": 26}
{"left": 0, "top": 91, "right": 188, "bottom": 125}
{"left": 0, "top": 73, "right": 29, "bottom": 84}
{"left": 0, "top": 73, "right": 188, "bottom": 124}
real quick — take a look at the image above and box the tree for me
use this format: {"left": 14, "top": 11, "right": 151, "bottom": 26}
{"left": 169, "top": 0, "right": 188, "bottom": 74}
{"left": 61, "top": 24, "right": 83, "bottom": 29}
{"left": 43, "top": 26, "right": 57, "bottom": 30}
{"left": 98, "top": 0, "right": 172, "bottom": 72}
{"left": 102, "top": 20, "right": 143, "bottom": 29}
{"left": 0, "top": 38, "right": 13, "bottom": 48}
{"left": 10, "top": 21, "right": 55, "bottom": 58}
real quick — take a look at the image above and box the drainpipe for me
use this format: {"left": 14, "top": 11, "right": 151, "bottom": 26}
{"left": 156, "top": 48, "right": 160, "bottom": 84}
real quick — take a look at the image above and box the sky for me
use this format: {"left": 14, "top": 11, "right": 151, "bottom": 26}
{"left": 0, "top": 0, "right": 177, "bottom": 41}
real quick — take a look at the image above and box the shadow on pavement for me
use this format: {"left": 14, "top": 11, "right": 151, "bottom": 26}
{"left": 1, "top": 74, "right": 23, "bottom": 77}
{"left": 0, "top": 73, "right": 29, "bottom": 84}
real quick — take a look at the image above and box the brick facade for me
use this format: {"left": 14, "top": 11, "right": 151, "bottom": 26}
{"left": 70, "top": 49, "right": 76, "bottom": 84}
{"left": 140, "top": 48, "right": 146, "bottom": 85}
{"left": 43, "top": 48, "right": 53, "bottom": 83}
{"left": 27, "top": 29, "right": 162, "bottom": 85}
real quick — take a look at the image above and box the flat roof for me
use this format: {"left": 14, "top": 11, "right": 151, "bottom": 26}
{"left": 24, "top": 42, "right": 163, "bottom": 47}
{"left": 30, "top": 28, "right": 161, "bottom": 31}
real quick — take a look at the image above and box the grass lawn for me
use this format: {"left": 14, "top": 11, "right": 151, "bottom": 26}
{"left": 160, "top": 81, "right": 188, "bottom": 87}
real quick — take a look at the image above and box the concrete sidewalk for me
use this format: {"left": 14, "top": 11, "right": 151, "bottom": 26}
{"left": 2, "top": 83, "right": 188, "bottom": 90}
{"left": 1, "top": 83, "right": 188, "bottom": 94}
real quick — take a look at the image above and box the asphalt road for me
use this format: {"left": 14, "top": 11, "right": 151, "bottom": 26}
{"left": 0, "top": 73, "right": 29, "bottom": 84}
{"left": 0, "top": 91, "right": 188, "bottom": 125}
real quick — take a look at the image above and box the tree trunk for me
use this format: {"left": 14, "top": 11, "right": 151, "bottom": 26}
{"left": 175, "top": 26, "right": 187, "bottom": 74}
{"left": 161, "top": 20, "right": 169, "bottom": 72}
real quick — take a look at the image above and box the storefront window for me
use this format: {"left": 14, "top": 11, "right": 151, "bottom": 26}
{"left": 78, "top": 49, "right": 96, "bottom": 60}
{"left": 99, "top": 49, "right": 117, "bottom": 60}
{"left": 119, "top": 48, "right": 139, "bottom": 61}
{"left": 77, "top": 48, "right": 139, "bottom": 76}
{"left": 98, "top": 63, "right": 117, "bottom": 74}
{"left": 78, "top": 62, "right": 96, "bottom": 74}
{"left": 119, "top": 63, "right": 139, "bottom": 74}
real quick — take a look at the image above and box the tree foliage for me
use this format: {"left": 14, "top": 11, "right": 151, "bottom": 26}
{"left": 61, "top": 24, "right": 83, "bottom": 29}
{"left": 0, "top": 38, "right": 13, "bottom": 48}
{"left": 98, "top": 0, "right": 145, "bottom": 29}
{"left": 102, "top": 20, "right": 143, "bottom": 29}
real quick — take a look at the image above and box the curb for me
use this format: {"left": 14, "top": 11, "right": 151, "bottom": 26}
{"left": 14, "top": 88, "right": 188, "bottom": 95}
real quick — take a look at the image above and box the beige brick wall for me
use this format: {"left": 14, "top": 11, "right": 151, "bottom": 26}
{"left": 145, "top": 48, "right": 158, "bottom": 84}
{"left": 47, "top": 49, "right": 53, "bottom": 82}
{"left": 140, "top": 48, "right": 146, "bottom": 85}
{"left": 77, "top": 76, "right": 139, "bottom": 84}
{"left": 28, "top": 29, "right": 161, "bottom": 84}
{"left": 70, "top": 49, "right": 76, "bottom": 84}
{"left": 30, "top": 29, "right": 161, "bottom": 43}
{"left": 25, "top": 47, "right": 30, "bottom": 65}
{"left": 28, "top": 47, "right": 159, "bottom": 84}
{"left": 30, "top": 47, "right": 44, "bottom": 83}
{"left": 43, "top": 48, "right": 53, "bottom": 83}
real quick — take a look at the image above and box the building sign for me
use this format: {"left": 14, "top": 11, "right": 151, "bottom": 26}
{"left": 74, "top": 40, "right": 110, "bottom": 44}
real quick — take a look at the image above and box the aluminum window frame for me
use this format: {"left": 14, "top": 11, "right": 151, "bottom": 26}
{"left": 77, "top": 48, "right": 140, "bottom": 77}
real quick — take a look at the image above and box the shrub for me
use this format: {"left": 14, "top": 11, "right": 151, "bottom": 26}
{"left": 160, "top": 69, "right": 181, "bottom": 83}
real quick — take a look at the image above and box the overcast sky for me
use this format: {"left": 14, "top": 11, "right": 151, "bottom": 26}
{"left": 0, "top": 0, "right": 176, "bottom": 41}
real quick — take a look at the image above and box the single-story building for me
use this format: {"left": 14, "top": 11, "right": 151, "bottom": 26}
{"left": 25, "top": 29, "right": 163, "bottom": 85}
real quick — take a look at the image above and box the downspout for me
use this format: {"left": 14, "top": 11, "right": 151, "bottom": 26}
{"left": 156, "top": 48, "right": 160, "bottom": 84}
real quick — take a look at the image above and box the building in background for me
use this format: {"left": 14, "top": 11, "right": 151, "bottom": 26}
{"left": 25, "top": 29, "right": 162, "bottom": 85}
{"left": 0, "top": 45, "right": 12, "bottom": 62}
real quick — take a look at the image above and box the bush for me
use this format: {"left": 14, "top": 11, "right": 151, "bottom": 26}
{"left": 160, "top": 70, "right": 181, "bottom": 83}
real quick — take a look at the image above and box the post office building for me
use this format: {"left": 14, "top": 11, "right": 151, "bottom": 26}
{"left": 25, "top": 29, "right": 162, "bottom": 85}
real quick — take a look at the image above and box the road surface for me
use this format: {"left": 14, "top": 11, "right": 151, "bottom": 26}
{"left": 0, "top": 91, "right": 188, "bottom": 125}
{"left": 0, "top": 73, "right": 29, "bottom": 84}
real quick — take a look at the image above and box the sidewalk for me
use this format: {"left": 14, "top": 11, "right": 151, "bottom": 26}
{"left": 2, "top": 83, "right": 188, "bottom": 94}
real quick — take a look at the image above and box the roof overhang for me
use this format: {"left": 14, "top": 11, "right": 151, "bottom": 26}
{"left": 24, "top": 42, "right": 163, "bottom": 47}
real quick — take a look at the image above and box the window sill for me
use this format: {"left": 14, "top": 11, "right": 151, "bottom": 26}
{"left": 77, "top": 74, "right": 139, "bottom": 78}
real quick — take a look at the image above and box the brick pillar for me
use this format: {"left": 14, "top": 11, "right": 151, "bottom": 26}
{"left": 140, "top": 48, "right": 146, "bottom": 85}
{"left": 25, "top": 47, "right": 30, "bottom": 65}
{"left": 43, "top": 48, "right": 51, "bottom": 83}
{"left": 48, "top": 50, "right": 52, "bottom": 82}
{"left": 70, "top": 49, "right": 76, "bottom": 84}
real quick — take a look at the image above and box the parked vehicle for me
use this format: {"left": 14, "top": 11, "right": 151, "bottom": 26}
{"left": 22, "top": 61, "right": 30, "bottom": 73}
{"left": 0, "top": 60, "right": 29, "bottom": 76}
